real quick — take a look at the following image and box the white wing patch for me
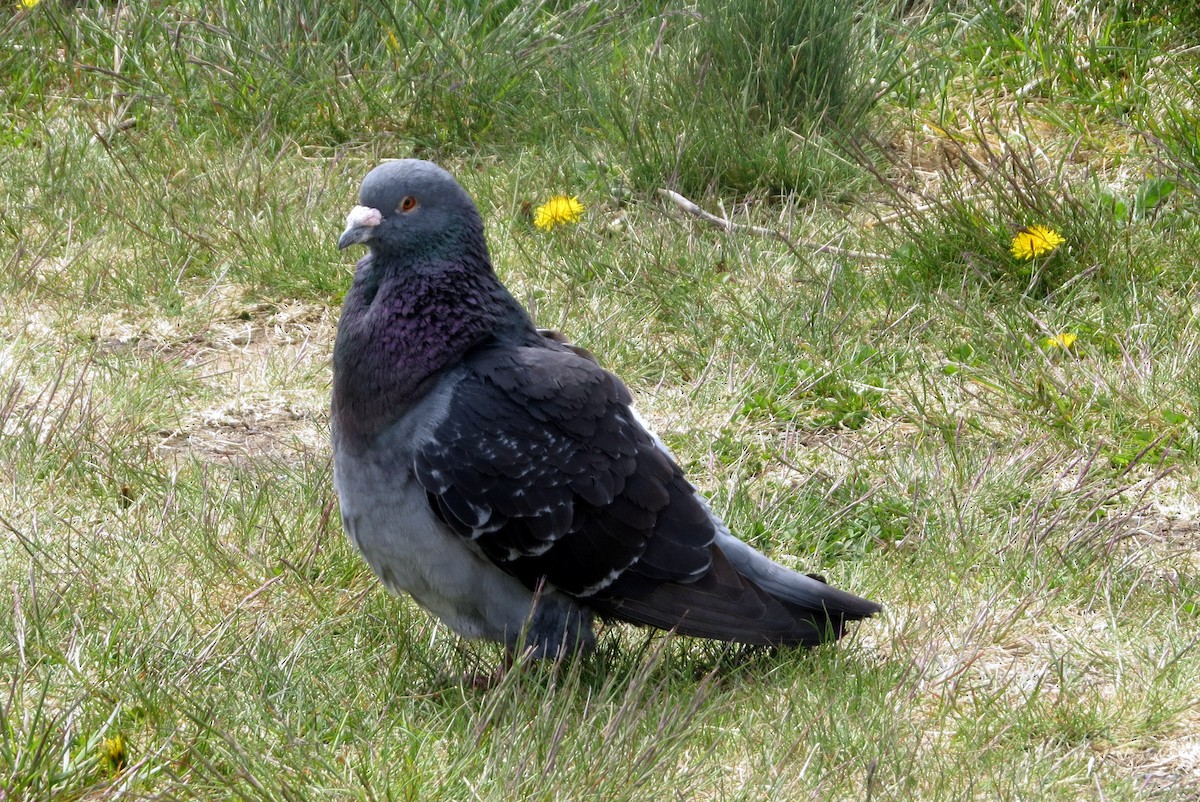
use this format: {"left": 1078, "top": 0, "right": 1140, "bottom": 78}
{"left": 577, "top": 567, "right": 622, "bottom": 597}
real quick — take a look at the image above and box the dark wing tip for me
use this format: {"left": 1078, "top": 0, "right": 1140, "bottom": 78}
{"left": 594, "top": 545, "right": 878, "bottom": 647}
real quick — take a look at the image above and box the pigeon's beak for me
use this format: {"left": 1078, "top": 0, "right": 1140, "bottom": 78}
{"left": 338, "top": 205, "right": 384, "bottom": 250}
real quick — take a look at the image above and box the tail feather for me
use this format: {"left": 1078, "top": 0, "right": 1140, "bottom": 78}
{"left": 594, "top": 542, "right": 879, "bottom": 647}
{"left": 714, "top": 530, "right": 882, "bottom": 620}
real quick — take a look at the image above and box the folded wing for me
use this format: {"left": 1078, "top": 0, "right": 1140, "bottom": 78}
{"left": 412, "top": 344, "right": 879, "bottom": 646}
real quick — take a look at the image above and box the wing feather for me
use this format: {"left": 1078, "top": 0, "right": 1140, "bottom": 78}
{"left": 412, "top": 341, "right": 879, "bottom": 644}
{"left": 412, "top": 344, "right": 703, "bottom": 598}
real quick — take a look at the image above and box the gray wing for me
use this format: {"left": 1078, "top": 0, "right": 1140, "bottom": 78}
{"left": 413, "top": 343, "right": 878, "bottom": 645}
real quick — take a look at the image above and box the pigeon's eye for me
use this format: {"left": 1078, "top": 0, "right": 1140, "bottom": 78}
{"left": 398, "top": 195, "right": 418, "bottom": 213}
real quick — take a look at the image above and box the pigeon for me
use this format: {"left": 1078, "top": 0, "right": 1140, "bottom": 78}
{"left": 332, "top": 159, "right": 881, "bottom": 660}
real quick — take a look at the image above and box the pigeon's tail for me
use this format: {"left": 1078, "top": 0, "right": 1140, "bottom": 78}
{"left": 595, "top": 533, "right": 880, "bottom": 648}
{"left": 714, "top": 529, "right": 881, "bottom": 621}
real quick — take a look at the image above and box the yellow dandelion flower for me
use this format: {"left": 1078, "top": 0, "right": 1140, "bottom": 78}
{"left": 1043, "top": 332, "right": 1077, "bottom": 350}
{"left": 100, "top": 734, "right": 127, "bottom": 775}
{"left": 18, "top": 0, "right": 40, "bottom": 8}
{"left": 533, "top": 195, "right": 585, "bottom": 231}
{"left": 1011, "top": 225, "right": 1065, "bottom": 260}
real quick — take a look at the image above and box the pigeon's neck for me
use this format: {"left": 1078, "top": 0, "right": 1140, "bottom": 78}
{"left": 333, "top": 255, "right": 532, "bottom": 446}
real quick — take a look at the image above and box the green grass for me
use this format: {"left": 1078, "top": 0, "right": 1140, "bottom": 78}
{"left": 3, "top": 0, "right": 1200, "bottom": 799}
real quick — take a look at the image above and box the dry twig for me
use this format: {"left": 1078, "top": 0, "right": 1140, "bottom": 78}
{"left": 657, "top": 189, "right": 888, "bottom": 262}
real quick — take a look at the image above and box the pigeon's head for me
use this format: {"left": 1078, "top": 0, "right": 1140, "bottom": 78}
{"left": 337, "top": 159, "right": 485, "bottom": 259}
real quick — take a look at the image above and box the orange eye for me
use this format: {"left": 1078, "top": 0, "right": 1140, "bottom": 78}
{"left": 399, "top": 195, "right": 418, "bottom": 213}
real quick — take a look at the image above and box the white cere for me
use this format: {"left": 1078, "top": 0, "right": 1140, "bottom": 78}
{"left": 346, "top": 205, "right": 383, "bottom": 229}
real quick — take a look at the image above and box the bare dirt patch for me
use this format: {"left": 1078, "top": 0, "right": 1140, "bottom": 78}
{"left": 155, "top": 297, "right": 336, "bottom": 462}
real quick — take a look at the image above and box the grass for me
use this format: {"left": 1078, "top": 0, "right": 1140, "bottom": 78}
{"left": 2, "top": 0, "right": 1200, "bottom": 799}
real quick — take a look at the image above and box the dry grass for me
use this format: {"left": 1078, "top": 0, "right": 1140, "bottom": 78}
{"left": 2, "top": 1, "right": 1199, "bottom": 799}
